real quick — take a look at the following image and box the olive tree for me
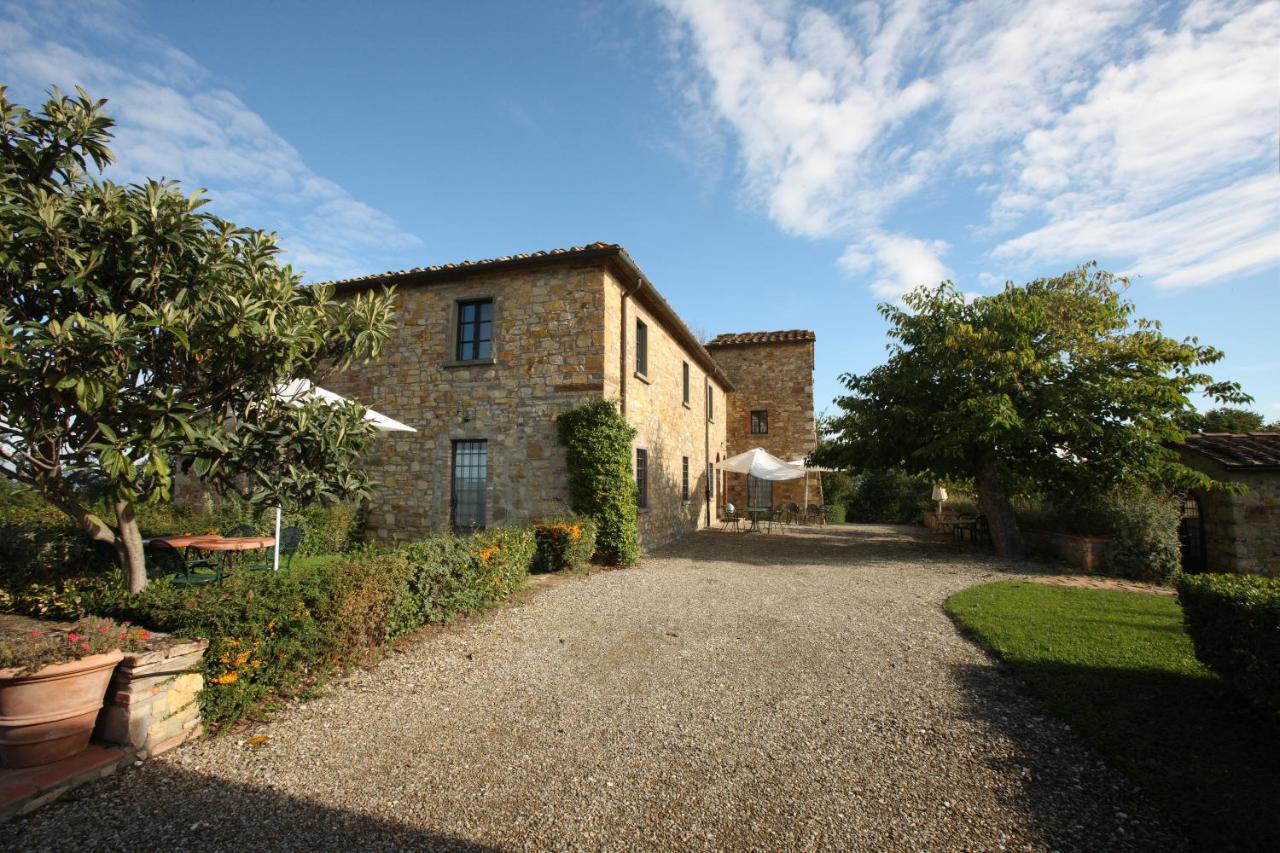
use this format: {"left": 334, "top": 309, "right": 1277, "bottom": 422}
{"left": 0, "top": 87, "right": 396, "bottom": 592}
{"left": 817, "top": 265, "right": 1247, "bottom": 558}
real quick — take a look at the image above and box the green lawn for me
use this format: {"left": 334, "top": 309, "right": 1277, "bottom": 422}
{"left": 947, "top": 581, "right": 1280, "bottom": 853}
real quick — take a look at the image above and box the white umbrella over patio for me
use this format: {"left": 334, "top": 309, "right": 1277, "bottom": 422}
{"left": 267, "top": 379, "right": 416, "bottom": 570}
{"left": 715, "top": 447, "right": 806, "bottom": 481}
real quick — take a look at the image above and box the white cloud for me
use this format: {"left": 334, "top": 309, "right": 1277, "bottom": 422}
{"left": 840, "top": 232, "right": 952, "bottom": 298}
{"left": 657, "top": 0, "right": 1280, "bottom": 293}
{"left": 0, "top": 0, "right": 419, "bottom": 281}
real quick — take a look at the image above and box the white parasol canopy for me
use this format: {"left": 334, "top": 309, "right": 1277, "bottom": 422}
{"left": 715, "top": 448, "right": 806, "bottom": 481}
{"left": 266, "top": 379, "right": 416, "bottom": 569}
{"left": 275, "top": 378, "right": 416, "bottom": 432}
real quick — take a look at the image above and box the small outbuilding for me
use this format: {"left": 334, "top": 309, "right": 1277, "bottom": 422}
{"left": 1178, "top": 433, "right": 1280, "bottom": 577}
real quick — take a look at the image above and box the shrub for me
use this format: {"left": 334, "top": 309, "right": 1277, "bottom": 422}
{"left": 1103, "top": 489, "right": 1182, "bottom": 583}
{"left": 556, "top": 399, "right": 638, "bottom": 566}
{"left": 93, "top": 525, "right": 537, "bottom": 729}
{"left": 532, "top": 515, "right": 598, "bottom": 573}
{"left": 823, "top": 504, "right": 847, "bottom": 524}
{"left": 845, "top": 469, "right": 931, "bottom": 523}
{"left": 1178, "top": 573, "right": 1280, "bottom": 722}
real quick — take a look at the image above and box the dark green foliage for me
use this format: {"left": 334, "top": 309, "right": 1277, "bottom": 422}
{"left": 822, "top": 504, "right": 847, "bottom": 524}
{"left": 949, "top": 581, "right": 1280, "bottom": 852}
{"left": 845, "top": 469, "right": 931, "bottom": 523}
{"left": 531, "top": 515, "right": 599, "bottom": 573}
{"left": 1178, "top": 573, "right": 1280, "bottom": 722}
{"left": 94, "top": 526, "right": 536, "bottom": 728}
{"left": 556, "top": 400, "right": 638, "bottom": 566}
{"left": 1197, "top": 407, "right": 1265, "bottom": 433}
{"left": 1104, "top": 489, "right": 1183, "bottom": 583}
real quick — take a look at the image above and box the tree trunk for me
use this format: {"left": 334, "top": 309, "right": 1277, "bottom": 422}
{"left": 975, "top": 455, "right": 1023, "bottom": 559}
{"left": 113, "top": 497, "right": 148, "bottom": 594}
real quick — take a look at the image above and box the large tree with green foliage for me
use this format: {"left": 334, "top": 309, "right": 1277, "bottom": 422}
{"left": 816, "top": 265, "right": 1247, "bottom": 558}
{"left": 0, "top": 87, "right": 396, "bottom": 592}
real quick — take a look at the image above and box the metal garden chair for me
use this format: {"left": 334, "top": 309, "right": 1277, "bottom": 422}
{"left": 145, "top": 540, "right": 222, "bottom": 587}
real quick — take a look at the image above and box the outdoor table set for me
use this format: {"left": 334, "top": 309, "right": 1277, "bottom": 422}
{"left": 143, "top": 533, "right": 277, "bottom": 586}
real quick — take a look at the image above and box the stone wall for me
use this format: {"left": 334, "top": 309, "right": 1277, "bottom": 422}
{"left": 705, "top": 338, "right": 821, "bottom": 514}
{"left": 604, "top": 272, "right": 729, "bottom": 547}
{"left": 96, "top": 639, "right": 208, "bottom": 759}
{"left": 1180, "top": 450, "right": 1280, "bottom": 576}
{"left": 325, "top": 265, "right": 609, "bottom": 541}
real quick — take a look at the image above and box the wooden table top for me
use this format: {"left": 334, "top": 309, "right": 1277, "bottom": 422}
{"left": 149, "top": 535, "right": 276, "bottom": 552}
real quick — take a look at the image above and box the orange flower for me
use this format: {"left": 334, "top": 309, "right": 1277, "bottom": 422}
{"left": 211, "top": 672, "right": 239, "bottom": 685}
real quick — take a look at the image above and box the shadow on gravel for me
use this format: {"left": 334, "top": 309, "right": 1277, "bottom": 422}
{"left": 1, "top": 761, "right": 499, "bottom": 852}
{"left": 945, "top": 662, "right": 1191, "bottom": 853}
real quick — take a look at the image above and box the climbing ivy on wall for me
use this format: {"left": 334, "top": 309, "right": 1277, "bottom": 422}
{"left": 556, "top": 399, "right": 638, "bottom": 567}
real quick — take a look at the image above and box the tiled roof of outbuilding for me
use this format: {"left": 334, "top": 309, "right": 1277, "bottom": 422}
{"left": 1182, "top": 433, "right": 1280, "bottom": 469}
{"left": 704, "top": 330, "right": 816, "bottom": 346}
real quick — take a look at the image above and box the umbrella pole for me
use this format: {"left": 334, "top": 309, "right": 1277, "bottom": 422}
{"left": 273, "top": 505, "right": 282, "bottom": 572}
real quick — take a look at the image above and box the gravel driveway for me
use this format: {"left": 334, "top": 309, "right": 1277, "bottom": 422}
{"left": 4, "top": 524, "right": 1184, "bottom": 852}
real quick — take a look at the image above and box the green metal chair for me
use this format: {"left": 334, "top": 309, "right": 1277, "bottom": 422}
{"left": 222, "top": 524, "right": 255, "bottom": 537}
{"left": 145, "top": 541, "right": 221, "bottom": 587}
{"left": 246, "top": 526, "right": 305, "bottom": 572}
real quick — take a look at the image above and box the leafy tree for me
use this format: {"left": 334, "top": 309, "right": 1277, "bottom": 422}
{"left": 1196, "top": 407, "right": 1265, "bottom": 433}
{"left": 0, "top": 87, "right": 396, "bottom": 592}
{"left": 816, "top": 265, "right": 1247, "bottom": 557}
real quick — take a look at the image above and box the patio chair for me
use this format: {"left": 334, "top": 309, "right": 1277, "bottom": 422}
{"left": 972, "top": 515, "right": 991, "bottom": 546}
{"left": 720, "top": 504, "right": 743, "bottom": 532}
{"left": 808, "top": 505, "right": 826, "bottom": 526}
{"left": 785, "top": 502, "right": 802, "bottom": 525}
{"left": 766, "top": 506, "right": 785, "bottom": 533}
{"left": 145, "top": 540, "right": 221, "bottom": 587}
{"left": 246, "top": 526, "right": 305, "bottom": 572}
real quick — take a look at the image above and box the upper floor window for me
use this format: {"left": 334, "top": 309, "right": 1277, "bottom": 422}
{"left": 751, "top": 410, "right": 769, "bottom": 435}
{"left": 456, "top": 299, "right": 493, "bottom": 361}
{"left": 635, "top": 319, "right": 648, "bottom": 376}
{"left": 706, "top": 385, "right": 714, "bottom": 422}
{"left": 682, "top": 362, "right": 690, "bottom": 405}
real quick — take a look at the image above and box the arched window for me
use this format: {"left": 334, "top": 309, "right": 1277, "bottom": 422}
{"left": 1178, "top": 495, "right": 1206, "bottom": 574}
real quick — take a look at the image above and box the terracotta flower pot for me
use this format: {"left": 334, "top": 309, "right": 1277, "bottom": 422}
{"left": 0, "top": 650, "right": 124, "bottom": 769}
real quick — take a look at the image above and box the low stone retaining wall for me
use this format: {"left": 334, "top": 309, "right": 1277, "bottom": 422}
{"left": 1023, "top": 529, "right": 1110, "bottom": 573}
{"left": 96, "top": 638, "right": 208, "bottom": 758}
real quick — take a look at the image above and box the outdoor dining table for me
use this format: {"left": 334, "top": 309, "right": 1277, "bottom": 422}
{"left": 147, "top": 534, "right": 277, "bottom": 571}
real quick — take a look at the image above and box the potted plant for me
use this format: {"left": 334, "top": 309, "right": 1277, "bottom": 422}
{"left": 0, "top": 617, "right": 150, "bottom": 768}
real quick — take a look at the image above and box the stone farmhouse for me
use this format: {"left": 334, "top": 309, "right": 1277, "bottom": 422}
{"left": 320, "top": 242, "right": 820, "bottom": 548}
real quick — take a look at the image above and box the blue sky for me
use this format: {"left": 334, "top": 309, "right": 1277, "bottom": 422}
{"left": 2, "top": 0, "right": 1277, "bottom": 420}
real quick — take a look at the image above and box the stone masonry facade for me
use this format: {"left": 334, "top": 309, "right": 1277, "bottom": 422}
{"left": 322, "top": 243, "right": 818, "bottom": 550}
{"left": 705, "top": 332, "right": 822, "bottom": 515}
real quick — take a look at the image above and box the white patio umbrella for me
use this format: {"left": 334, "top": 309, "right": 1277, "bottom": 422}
{"left": 788, "top": 457, "right": 838, "bottom": 508}
{"left": 269, "top": 379, "right": 416, "bottom": 570}
{"left": 715, "top": 447, "right": 807, "bottom": 481}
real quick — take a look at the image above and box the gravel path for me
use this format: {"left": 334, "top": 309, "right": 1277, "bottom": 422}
{"left": 4, "top": 524, "right": 1184, "bottom": 852}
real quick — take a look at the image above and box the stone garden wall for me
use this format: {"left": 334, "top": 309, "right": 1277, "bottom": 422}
{"left": 96, "top": 638, "right": 209, "bottom": 758}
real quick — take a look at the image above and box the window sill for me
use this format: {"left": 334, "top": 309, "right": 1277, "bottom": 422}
{"left": 633, "top": 371, "right": 651, "bottom": 385}
{"left": 443, "top": 358, "right": 497, "bottom": 369}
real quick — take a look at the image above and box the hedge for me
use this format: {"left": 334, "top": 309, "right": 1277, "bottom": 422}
{"left": 531, "top": 515, "right": 598, "bottom": 573}
{"left": 1178, "top": 573, "right": 1280, "bottom": 721}
{"left": 96, "top": 526, "right": 537, "bottom": 728}
{"left": 823, "top": 504, "right": 847, "bottom": 524}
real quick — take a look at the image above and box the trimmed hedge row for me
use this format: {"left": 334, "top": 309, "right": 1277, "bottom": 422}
{"left": 98, "top": 526, "right": 537, "bottom": 728}
{"left": 531, "top": 515, "right": 598, "bottom": 573}
{"left": 1178, "top": 573, "right": 1280, "bottom": 721}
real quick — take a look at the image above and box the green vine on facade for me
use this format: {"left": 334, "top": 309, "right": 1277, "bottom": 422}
{"left": 556, "top": 399, "right": 638, "bottom": 567}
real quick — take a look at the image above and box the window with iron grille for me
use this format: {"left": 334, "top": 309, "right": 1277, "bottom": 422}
{"left": 751, "top": 409, "right": 769, "bottom": 434}
{"left": 682, "top": 456, "right": 689, "bottom": 501}
{"left": 635, "top": 319, "right": 648, "bottom": 376}
{"left": 635, "top": 448, "right": 648, "bottom": 508}
{"left": 451, "top": 440, "right": 487, "bottom": 530}
{"left": 706, "top": 385, "right": 714, "bottom": 421}
{"left": 706, "top": 462, "right": 714, "bottom": 498}
{"left": 682, "top": 362, "right": 690, "bottom": 405}
{"left": 455, "top": 299, "right": 493, "bottom": 361}
{"left": 747, "top": 474, "right": 773, "bottom": 510}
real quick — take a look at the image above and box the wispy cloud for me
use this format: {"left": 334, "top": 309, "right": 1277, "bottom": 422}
{"left": 0, "top": 0, "right": 419, "bottom": 281}
{"left": 657, "top": 0, "right": 1279, "bottom": 294}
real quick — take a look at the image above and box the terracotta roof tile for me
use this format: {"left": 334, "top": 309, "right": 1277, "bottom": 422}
{"left": 1182, "top": 432, "right": 1280, "bottom": 469}
{"left": 316, "top": 242, "right": 622, "bottom": 288}
{"left": 705, "top": 330, "right": 816, "bottom": 346}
